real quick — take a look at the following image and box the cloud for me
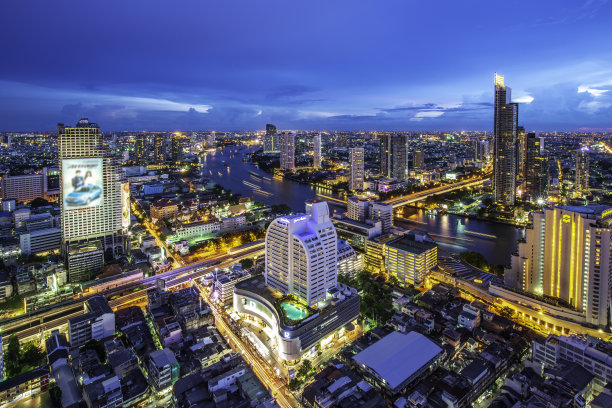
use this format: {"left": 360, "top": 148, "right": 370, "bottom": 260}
{"left": 514, "top": 95, "right": 535, "bottom": 104}
{"left": 577, "top": 85, "right": 609, "bottom": 97}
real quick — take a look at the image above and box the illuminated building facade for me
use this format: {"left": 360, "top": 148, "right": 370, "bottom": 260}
{"left": 524, "top": 133, "right": 547, "bottom": 203}
{"left": 383, "top": 233, "right": 437, "bottom": 287}
{"left": 575, "top": 148, "right": 589, "bottom": 197}
{"left": 279, "top": 131, "right": 295, "bottom": 170}
{"left": 413, "top": 150, "right": 424, "bottom": 170}
{"left": 504, "top": 206, "right": 612, "bottom": 327}
{"left": 264, "top": 201, "right": 337, "bottom": 306}
{"left": 380, "top": 134, "right": 409, "bottom": 180}
{"left": 264, "top": 123, "right": 277, "bottom": 153}
{"left": 154, "top": 133, "right": 167, "bottom": 164}
{"left": 313, "top": 132, "right": 322, "bottom": 169}
{"left": 171, "top": 132, "right": 189, "bottom": 163}
{"left": 134, "top": 133, "right": 147, "bottom": 165}
{"left": 58, "top": 119, "right": 127, "bottom": 281}
{"left": 348, "top": 147, "right": 364, "bottom": 191}
{"left": 493, "top": 73, "right": 518, "bottom": 206}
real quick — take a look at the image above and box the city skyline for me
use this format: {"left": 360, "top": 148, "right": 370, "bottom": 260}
{"left": 1, "top": 1, "right": 612, "bottom": 131}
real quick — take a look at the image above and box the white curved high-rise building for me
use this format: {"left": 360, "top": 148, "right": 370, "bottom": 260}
{"left": 265, "top": 201, "right": 337, "bottom": 306}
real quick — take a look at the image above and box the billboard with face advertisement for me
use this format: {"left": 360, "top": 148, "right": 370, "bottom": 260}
{"left": 62, "top": 158, "right": 104, "bottom": 209}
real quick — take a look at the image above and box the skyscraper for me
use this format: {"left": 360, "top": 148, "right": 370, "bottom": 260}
{"left": 264, "top": 124, "right": 277, "bottom": 153}
{"left": 348, "top": 147, "right": 364, "bottom": 191}
{"left": 413, "top": 150, "right": 424, "bottom": 171}
{"left": 59, "top": 119, "right": 127, "bottom": 282}
{"left": 493, "top": 73, "right": 518, "bottom": 206}
{"left": 474, "top": 139, "right": 490, "bottom": 161}
{"left": 504, "top": 205, "right": 612, "bottom": 327}
{"left": 517, "top": 126, "right": 526, "bottom": 177}
{"left": 265, "top": 201, "right": 337, "bottom": 306}
{"left": 524, "top": 133, "right": 547, "bottom": 203}
{"left": 369, "top": 202, "right": 393, "bottom": 233}
{"left": 171, "top": 132, "right": 188, "bottom": 163}
{"left": 575, "top": 148, "right": 589, "bottom": 197}
{"left": 279, "top": 131, "right": 295, "bottom": 170}
{"left": 134, "top": 134, "right": 147, "bottom": 165}
{"left": 313, "top": 133, "right": 322, "bottom": 169}
{"left": 154, "top": 133, "right": 167, "bottom": 164}
{"left": 380, "top": 134, "right": 409, "bottom": 179}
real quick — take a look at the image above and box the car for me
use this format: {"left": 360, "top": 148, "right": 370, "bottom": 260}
{"left": 65, "top": 184, "right": 102, "bottom": 206}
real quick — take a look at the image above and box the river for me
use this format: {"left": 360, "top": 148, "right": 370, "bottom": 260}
{"left": 202, "top": 146, "right": 522, "bottom": 266}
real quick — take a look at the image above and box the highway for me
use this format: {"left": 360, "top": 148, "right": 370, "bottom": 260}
{"left": 1, "top": 242, "right": 264, "bottom": 345}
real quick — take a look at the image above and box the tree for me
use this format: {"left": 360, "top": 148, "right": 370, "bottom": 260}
{"left": 21, "top": 342, "right": 45, "bottom": 368}
{"left": 29, "top": 197, "right": 49, "bottom": 208}
{"left": 5, "top": 335, "right": 20, "bottom": 377}
{"left": 298, "top": 359, "right": 312, "bottom": 378}
{"left": 271, "top": 204, "right": 291, "bottom": 215}
{"left": 82, "top": 339, "right": 106, "bottom": 363}
{"left": 239, "top": 258, "right": 254, "bottom": 269}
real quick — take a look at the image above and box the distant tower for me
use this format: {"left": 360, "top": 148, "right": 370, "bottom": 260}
{"left": 348, "top": 147, "right": 364, "bottom": 191}
{"left": 134, "top": 134, "right": 147, "bottom": 165}
{"left": 313, "top": 133, "right": 322, "bottom": 169}
{"left": 264, "top": 124, "right": 277, "bottom": 153}
{"left": 517, "top": 126, "right": 526, "bottom": 178}
{"left": 279, "top": 131, "right": 295, "bottom": 170}
{"left": 171, "top": 133, "right": 188, "bottom": 163}
{"left": 413, "top": 150, "right": 424, "bottom": 171}
{"left": 154, "top": 133, "right": 167, "bottom": 164}
{"left": 265, "top": 201, "right": 337, "bottom": 306}
{"left": 380, "top": 135, "right": 409, "bottom": 179}
{"left": 575, "top": 148, "right": 589, "bottom": 197}
{"left": 524, "top": 133, "right": 547, "bottom": 203}
{"left": 493, "top": 73, "right": 518, "bottom": 206}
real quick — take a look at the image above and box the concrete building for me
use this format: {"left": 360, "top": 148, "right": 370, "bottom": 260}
{"left": 370, "top": 202, "right": 393, "bottom": 233}
{"left": 154, "top": 133, "right": 167, "bottom": 163}
{"left": 1, "top": 173, "right": 44, "bottom": 203}
{"left": 148, "top": 348, "right": 180, "bottom": 390}
{"left": 67, "top": 241, "right": 104, "bottom": 282}
{"left": 493, "top": 73, "right": 518, "bottom": 206}
{"left": 279, "top": 131, "right": 295, "bottom": 170}
{"left": 313, "top": 133, "right": 322, "bottom": 169}
{"left": 68, "top": 296, "right": 115, "bottom": 348}
{"left": 337, "top": 239, "right": 363, "bottom": 277}
{"left": 0, "top": 367, "right": 50, "bottom": 406}
{"left": 134, "top": 133, "right": 147, "bottom": 165}
{"left": 19, "top": 227, "right": 61, "bottom": 255}
{"left": 58, "top": 119, "right": 127, "bottom": 267}
{"left": 380, "top": 134, "right": 409, "bottom": 180}
{"left": 575, "top": 147, "right": 589, "bottom": 197}
{"left": 504, "top": 205, "right": 612, "bottom": 328}
{"left": 347, "top": 196, "right": 370, "bottom": 222}
{"left": 150, "top": 198, "right": 178, "bottom": 221}
{"left": 413, "top": 150, "right": 424, "bottom": 170}
{"left": 524, "top": 133, "right": 547, "bottom": 203}
{"left": 383, "top": 233, "right": 437, "bottom": 287}
{"left": 263, "top": 123, "right": 277, "bottom": 153}
{"left": 265, "top": 201, "right": 337, "bottom": 306}
{"left": 348, "top": 147, "right": 364, "bottom": 191}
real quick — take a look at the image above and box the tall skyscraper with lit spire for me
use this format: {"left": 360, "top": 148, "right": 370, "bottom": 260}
{"left": 493, "top": 73, "right": 518, "bottom": 206}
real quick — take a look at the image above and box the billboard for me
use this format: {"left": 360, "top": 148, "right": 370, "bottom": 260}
{"left": 62, "top": 158, "right": 104, "bottom": 209}
{"left": 121, "top": 182, "right": 131, "bottom": 228}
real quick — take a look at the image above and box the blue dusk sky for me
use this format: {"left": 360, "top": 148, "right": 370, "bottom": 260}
{"left": 1, "top": 1, "right": 612, "bottom": 132}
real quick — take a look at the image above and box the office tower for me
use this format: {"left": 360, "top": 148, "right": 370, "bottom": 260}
{"left": 474, "top": 139, "right": 490, "bottom": 161}
{"left": 264, "top": 124, "right": 277, "bottom": 153}
{"left": 347, "top": 196, "right": 370, "bottom": 222}
{"left": 265, "top": 201, "right": 337, "bottom": 306}
{"left": 154, "top": 133, "right": 167, "bottom": 164}
{"left": 413, "top": 150, "right": 424, "bottom": 170}
{"left": 1, "top": 174, "right": 44, "bottom": 202}
{"left": 348, "top": 147, "right": 364, "bottom": 191}
{"left": 493, "top": 73, "right": 518, "bottom": 206}
{"left": 313, "top": 133, "right": 322, "bottom": 169}
{"left": 524, "top": 133, "right": 547, "bottom": 203}
{"left": 383, "top": 233, "right": 438, "bottom": 287}
{"left": 380, "top": 134, "right": 409, "bottom": 180}
{"left": 171, "top": 132, "right": 188, "bottom": 163}
{"left": 279, "top": 131, "right": 295, "bottom": 170}
{"left": 370, "top": 202, "right": 393, "bottom": 233}
{"left": 134, "top": 134, "right": 147, "bottom": 165}
{"left": 504, "top": 205, "right": 612, "bottom": 327}
{"left": 575, "top": 148, "right": 589, "bottom": 197}
{"left": 517, "top": 126, "right": 526, "bottom": 177}
{"left": 58, "top": 119, "right": 127, "bottom": 282}
{"left": 206, "top": 131, "right": 216, "bottom": 147}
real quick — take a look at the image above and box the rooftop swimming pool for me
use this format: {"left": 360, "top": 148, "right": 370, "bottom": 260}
{"left": 280, "top": 301, "right": 308, "bottom": 321}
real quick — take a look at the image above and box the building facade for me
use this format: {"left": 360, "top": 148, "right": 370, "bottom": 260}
{"left": 58, "top": 119, "right": 127, "bottom": 277}
{"left": 134, "top": 134, "right": 147, "bottom": 165}
{"left": 380, "top": 134, "right": 409, "bottom": 180}
{"left": 313, "top": 133, "right": 322, "bottom": 169}
{"left": 348, "top": 147, "right": 364, "bottom": 191}
{"left": 263, "top": 123, "right": 277, "bottom": 153}
{"left": 265, "top": 201, "right": 337, "bottom": 306}
{"left": 154, "top": 133, "right": 167, "bottom": 164}
{"left": 413, "top": 150, "right": 424, "bottom": 170}
{"left": 524, "top": 133, "right": 547, "bottom": 202}
{"left": 383, "top": 234, "right": 438, "bottom": 286}
{"left": 575, "top": 148, "right": 589, "bottom": 197}
{"left": 493, "top": 73, "right": 518, "bottom": 206}
{"left": 505, "top": 205, "right": 612, "bottom": 327}
{"left": 279, "top": 131, "right": 295, "bottom": 170}
{"left": 1, "top": 174, "right": 45, "bottom": 203}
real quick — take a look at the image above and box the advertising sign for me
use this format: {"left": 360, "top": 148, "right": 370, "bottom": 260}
{"left": 122, "top": 182, "right": 131, "bottom": 228}
{"left": 62, "top": 158, "right": 104, "bottom": 209}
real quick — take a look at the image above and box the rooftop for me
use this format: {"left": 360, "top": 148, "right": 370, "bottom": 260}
{"left": 353, "top": 331, "right": 443, "bottom": 390}
{"left": 386, "top": 234, "right": 437, "bottom": 255}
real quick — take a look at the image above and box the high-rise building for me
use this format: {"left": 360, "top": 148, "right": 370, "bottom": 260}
{"left": 383, "top": 233, "right": 438, "bottom": 287}
{"left": 412, "top": 150, "right": 424, "bottom": 170}
{"left": 154, "top": 133, "right": 167, "bottom": 164}
{"left": 380, "top": 135, "right": 409, "bottom": 180}
{"left": 264, "top": 124, "right": 277, "bottom": 153}
{"left": 134, "top": 134, "right": 147, "bottom": 165}
{"left": 524, "top": 133, "right": 547, "bottom": 203}
{"left": 517, "top": 126, "right": 526, "bottom": 177}
{"left": 171, "top": 133, "right": 188, "bottom": 163}
{"left": 575, "top": 148, "right": 589, "bottom": 197}
{"left": 1, "top": 174, "right": 44, "bottom": 203}
{"left": 504, "top": 205, "right": 612, "bottom": 327}
{"left": 313, "top": 133, "right": 322, "bottom": 169}
{"left": 473, "top": 139, "right": 490, "bottom": 161}
{"left": 347, "top": 196, "right": 371, "bottom": 222}
{"left": 265, "top": 201, "right": 337, "bottom": 306}
{"left": 279, "top": 131, "right": 295, "bottom": 170}
{"left": 370, "top": 202, "right": 393, "bottom": 233}
{"left": 493, "top": 73, "right": 518, "bottom": 206}
{"left": 348, "top": 147, "right": 364, "bottom": 191}
{"left": 58, "top": 119, "right": 127, "bottom": 281}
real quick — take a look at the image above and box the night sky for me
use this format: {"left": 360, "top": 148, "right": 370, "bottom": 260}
{"left": 1, "top": 1, "right": 612, "bottom": 131}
